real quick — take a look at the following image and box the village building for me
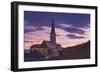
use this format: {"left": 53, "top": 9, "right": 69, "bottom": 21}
{"left": 30, "top": 18, "right": 63, "bottom": 59}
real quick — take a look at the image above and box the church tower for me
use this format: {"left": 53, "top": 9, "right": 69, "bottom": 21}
{"left": 50, "top": 17, "right": 56, "bottom": 45}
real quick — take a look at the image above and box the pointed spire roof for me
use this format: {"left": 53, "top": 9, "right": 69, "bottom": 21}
{"left": 51, "top": 16, "right": 55, "bottom": 33}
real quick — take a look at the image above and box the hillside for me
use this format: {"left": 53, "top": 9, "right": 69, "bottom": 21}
{"left": 50, "top": 41, "right": 90, "bottom": 60}
{"left": 24, "top": 41, "right": 90, "bottom": 61}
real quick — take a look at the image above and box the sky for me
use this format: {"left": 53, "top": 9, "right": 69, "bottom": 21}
{"left": 24, "top": 11, "right": 90, "bottom": 49}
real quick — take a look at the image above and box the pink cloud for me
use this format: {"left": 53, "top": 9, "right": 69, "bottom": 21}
{"left": 24, "top": 26, "right": 90, "bottom": 49}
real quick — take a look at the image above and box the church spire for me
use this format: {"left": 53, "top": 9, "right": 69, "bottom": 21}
{"left": 50, "top": 16, "right": 56, "bottom": 44}
{"left": 51, "top": 17, "right": 55, "bottom": 34}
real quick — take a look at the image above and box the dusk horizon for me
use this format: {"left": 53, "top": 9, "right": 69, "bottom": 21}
{"left": 24, "top": 11, "right": 90, "bottom": 49}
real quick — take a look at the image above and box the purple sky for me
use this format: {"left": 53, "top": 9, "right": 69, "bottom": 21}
{"left": 24, "top": 11, "right": 90, "bottom": 49}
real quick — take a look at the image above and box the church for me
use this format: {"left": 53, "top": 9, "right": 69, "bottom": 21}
{"left": 30, "top": 18, "right": 63, "bottom": 59}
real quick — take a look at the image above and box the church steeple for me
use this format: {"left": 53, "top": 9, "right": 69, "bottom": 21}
{"left": 50, "top": 17, "right": 56, "bottom": 44}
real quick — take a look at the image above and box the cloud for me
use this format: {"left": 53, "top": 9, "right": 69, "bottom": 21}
{"left": 24, "top": 25, "right": 37, "bottom": 30}
{"left": 67, "top": 34, "right": 85, "bottom": 39}
{"left": 63, "top": 27, "right": 85, "bottom": 34}
{"left": 24, "top": 25, "right": 90, "bottom": 49}
{"left": 58, "top": 23, "right": 90, "bottom": 35}
{"left": 58, "top": 24, "right": 72, "bottom": 28}
{"left": 24, "top": 25, "right": 45, "bottom": 33}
